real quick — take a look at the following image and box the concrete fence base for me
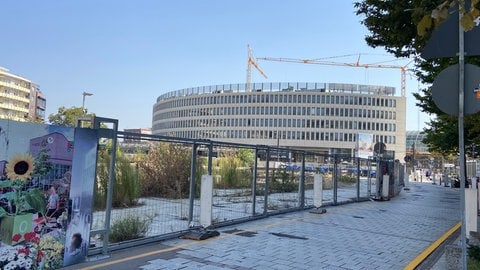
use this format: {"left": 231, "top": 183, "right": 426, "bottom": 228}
{"left": 445, "top": 245, "right": 461, "bottom": 270}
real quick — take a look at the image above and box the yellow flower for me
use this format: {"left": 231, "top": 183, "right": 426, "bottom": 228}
{"left": 6, "top": 153, "right": 35, "bottom": 181}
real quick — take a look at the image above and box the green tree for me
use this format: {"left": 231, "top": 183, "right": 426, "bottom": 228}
{"left": 354, "top": 0, "right": 480, "bottom": 156}
{"left": 48, "top": 106, "right": 94, "bottom": 127}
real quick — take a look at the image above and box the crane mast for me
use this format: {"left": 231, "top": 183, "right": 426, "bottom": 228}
{"left": 246, "top": 44, "right": 267, "bottom": 92}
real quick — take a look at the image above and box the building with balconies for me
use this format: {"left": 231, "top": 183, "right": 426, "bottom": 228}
{"left": 0, "top": 66, "right": 45, "bottom": 122}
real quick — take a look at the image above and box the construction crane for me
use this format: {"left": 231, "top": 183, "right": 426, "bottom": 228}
{"left": 257, "top": 56, "right": 413, "bottom": 97}
{"left": 246, "top": 44, "right": 268, "bottom": 92}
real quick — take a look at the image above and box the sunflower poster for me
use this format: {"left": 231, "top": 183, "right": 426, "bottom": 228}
{"left": 0, "top": 119, "right": 98, "bottom": 269}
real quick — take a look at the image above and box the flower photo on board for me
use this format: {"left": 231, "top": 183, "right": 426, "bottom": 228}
{"left": 5, "top": 154, "right": 34, "bottom": 181}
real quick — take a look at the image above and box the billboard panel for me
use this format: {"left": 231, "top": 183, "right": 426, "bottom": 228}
{"left": 356, "top": 133, "right": 373, "bottom": 159}
{"left": 0, "top": 120, "right": 97, "bottom": 269}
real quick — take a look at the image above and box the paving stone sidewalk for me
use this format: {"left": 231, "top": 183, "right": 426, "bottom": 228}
{"left": 63, "top": 182, "right": 461, "bottom": 270}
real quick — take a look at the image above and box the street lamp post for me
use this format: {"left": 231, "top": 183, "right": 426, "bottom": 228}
{"left": 82, "top": 92, "right": 93, "bottom": 114}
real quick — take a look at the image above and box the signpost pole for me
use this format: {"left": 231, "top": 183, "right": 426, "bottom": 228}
{"left": 458, "top": 3, "right": 467, "bottom": 267}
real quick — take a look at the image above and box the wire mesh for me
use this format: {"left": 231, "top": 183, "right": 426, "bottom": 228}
{"left": 90, "top": 130, "right": 404, "bottom": 249}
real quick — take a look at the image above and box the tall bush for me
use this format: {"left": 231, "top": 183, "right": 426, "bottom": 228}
{"left": 138, "top": 142, "right": 191, "bottom": 198}
{"left": 215, "top": 150, "right": 252, "bottom": 189}
{"left": 95, "top": 144, "right": 140, "bottom": 209}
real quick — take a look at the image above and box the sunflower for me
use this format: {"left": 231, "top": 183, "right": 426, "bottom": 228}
{"left": 5, "top": 153, "right": 35, "bottom": 181}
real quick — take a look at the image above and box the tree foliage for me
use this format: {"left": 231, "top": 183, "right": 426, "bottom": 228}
{"left": 236, "top": 148, "right": 255, "bottom": 167}
{"left": 355, "top": 0, "right": 480, "bottom": 156}
{"left": 48, "top": 106, "right": 94, "bottom": 127}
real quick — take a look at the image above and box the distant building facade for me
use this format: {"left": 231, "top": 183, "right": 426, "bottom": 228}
{"left": 152, "top": 82, "right": 407, "bottom": 160}
{"left": 405, "top": 131, "right": 429, "bottom": 155}
{"left": 123, "top": 128, "right": 152, "bottom": 143}
{"left": 0, "top": 66, "right": 46, "bottom": 122}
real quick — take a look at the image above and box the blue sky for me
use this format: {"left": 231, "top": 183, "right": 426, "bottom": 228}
{"left": 1, "top": 1, "right": 429, "bottom": 131}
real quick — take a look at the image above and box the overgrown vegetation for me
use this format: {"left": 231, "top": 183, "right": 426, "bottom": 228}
{"left": 95, "top": 143, "right": 140, "bottom": 209}
{"left": 137, "top": 143, "right": 192, "bottom": 198}
{"left": 214, "top": 148, "right": 254, "bottom": 189}
{"left": 339, "top": 174, "right": 357, "bottom": 184}
{"left": 468, "top": 243, "right": 480, "bottom": 269}
{"left": 109, "top": 214, "right": 152, "bottom": 243}
{"left": 270, "top": 168, "right": 297, "bottom": 193}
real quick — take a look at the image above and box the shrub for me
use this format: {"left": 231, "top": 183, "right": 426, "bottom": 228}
{"left": 468, "top": 244, "right": 480, "bottom": 262}
{"left": 95, "top": 144, "right": 140, "bottom": 210}
{"left": 215, "top": 155, "right": 251, "bottom": 189}
{"left": 269, "top": 168, "right": 297, "bottom": 193}
{"left": 109, "top": 214, "right": 152, "bottom": 243}
{"left": 468, "top": 257, "right": 480, "bottom": 270}
{"left": 138, "top": 143, "right": 192, "bottom": 198}
{"left": 339, "top": 174, "right": 357, "bottom": 184}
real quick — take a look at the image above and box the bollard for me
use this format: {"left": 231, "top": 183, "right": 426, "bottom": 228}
{"left": 199, "top": 175, "right": 213, "bottom": 227}
{"left": 310, "top": 174, "right": 326, "bottom": 214}
{"left": 465, "top": 187, "right": 478, "bottom": 234}
{"left": 313, "top": 174, "right": 323, "bottom": 208}
{"left": 382, "top": 175, "right": 389, "bottom": 200}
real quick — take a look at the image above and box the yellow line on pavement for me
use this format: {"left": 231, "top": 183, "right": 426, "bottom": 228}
{"left": 404, "top": 221, "right": 461, "bottom": 270}
{"left": 79, "top": 214, "right": 315, "bottom": 270}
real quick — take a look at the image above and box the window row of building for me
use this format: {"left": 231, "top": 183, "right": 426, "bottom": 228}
{"left": 154, "top": 106, "right": 397, "bottom": 121}
{"left": 156, "top": 93, "right": 397, "bottom": 109}
{"left": 152, "top": 82, "right": 406, "bottom": 160}
{"left": 164, "top": 129, "right": 397, "bottom": 145}
{"left": 154, "top": 118, "right": 397, "bottom": 133}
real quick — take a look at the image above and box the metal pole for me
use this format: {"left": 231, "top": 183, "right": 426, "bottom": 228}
{"left": 252, "top": 147, "right": 259, "bottom": 216}
{"left": 356, "top": 157, "right": 360, "bottom": 201}
{"left": 207, "top": 142, "right": 213, "bottom": 175}
{"left": 188, "top": 143, "right": 198, "bottom": 224}
{"left": 299, "top": 152, "right": 305, "bottom": 208}
{"left": 264, "top": 147, "right": 270, "bottom": 215}
{"left": 82, "top": 92, "right": 93, "bottom": 115}
{"left": 102, "top": 119, "right": 117, "bottom": 256}
{"left": 458, "top": 2, "right": 467, "bottom": 268}
{"left": 333, "top": 155, "right": 338, "bottom": 204}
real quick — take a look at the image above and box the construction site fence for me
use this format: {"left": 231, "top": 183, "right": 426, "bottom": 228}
{"left": 86, "top": 120, "right": 405, "bottom": 257}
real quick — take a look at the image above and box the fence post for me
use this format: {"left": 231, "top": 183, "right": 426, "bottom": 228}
{"left": 333, "top": 155, "right": 338, "bottom": 205}
{"left": 93, "top": 117, "right": 118, "bottom": 257}
{"left": 207, "top": 141, "right": 213, "bottom": 175}
{"left": 299, "top": 152, "right": 305, "bottom": 208}
{"left": 188, "top": 143, "right": 198, "bottom": 225}
{"left": 252, "top": 147, "right": 259, "bottom": 216}
{"left": 356, "top": 158, "right": 360, "bottom": 201}
{"left": 264, "top": 147, "right": 270, "bottom": 215}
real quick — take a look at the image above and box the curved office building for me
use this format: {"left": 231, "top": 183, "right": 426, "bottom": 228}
{"left": 152, "top": 82, "right": 406, "bottom": 160}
